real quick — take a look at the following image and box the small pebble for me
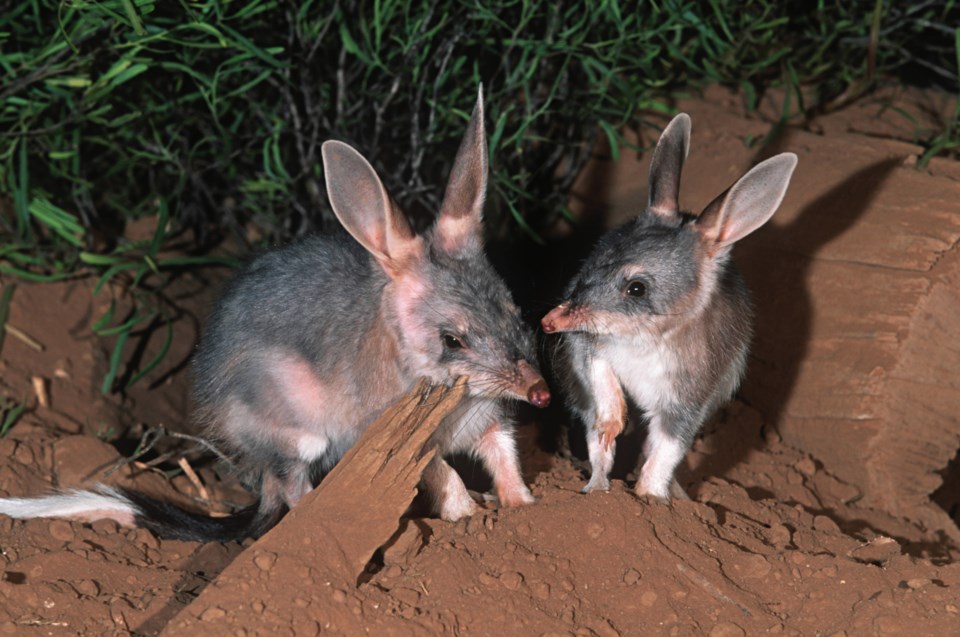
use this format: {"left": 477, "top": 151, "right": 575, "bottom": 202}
{"left": 13, "top": 444, "right": 34, "bottom": 465}
{"left": 465, "top": 516, "right": 483, "bottom": 535}
{"left": 813, "top": 515, "right": 841, "bottom": 534}
{"left": 291, "top": 619, "right": 320, "bottom": 637}
{"left": 393, "top": 587, "right": 420, "bottom": 606}
{"left": 850, "top": 536, "right": 901, "bottom": 564}
{"left": 794, "top": 457, "right": 816, "bottom": 477}
{"left": 75, "top": 580, "right": 99, "bottom": 597}
{"left": 766, "top": 523, "right": 792, "bottom": 547}
{"left": 200, "top": 607, "right": 226, "bottom": 621}
{"left": 253, "top": 551, "right": 277, "bottom": 571}
{"left": 500, "top": 571, "right": 523, "bottom": 590}
{"left": 382, "top": 565, "right": 402, "bottom": 579}
{"left": 478, "top": 573, "right": 498, "bottom": 587}
{"left": 708, "top": 622, "right": 745, "bottom": 637}
{"left": 0, "top": 440, "right": 15, "bottom": 458}
{"left": 530, "top": 581, "right": 550, "bottom": 599}
{"left": 91, "top": 519, "right": 119, "bottom": 535}
{"left": 48, "top": 520, "right": 74, "bottom": 542}
{"left": 134, "top": 528, "right": 160, "bottom": 550}
{"left": 763, "top": 427, "right": 782, "bottom": 445}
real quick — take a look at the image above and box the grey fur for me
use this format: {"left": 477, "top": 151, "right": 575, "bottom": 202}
{"left": 0, "top": 89, "right": 548, "bottom": 536}
{"left": 192, "top": 87, "right": 547, "bottom": 525}
{"left": 543, "top": 113, "right": 797, "bottom": 499}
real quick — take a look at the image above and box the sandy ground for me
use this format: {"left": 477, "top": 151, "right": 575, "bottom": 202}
{"left": 0, "top": 85, "right": 958, "bottom": 636}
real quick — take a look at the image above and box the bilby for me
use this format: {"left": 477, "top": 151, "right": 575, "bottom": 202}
{"left": 543, "top": 113, "right": 796, "bottom": 499}
{"left": 0, "top": 88, "right": 550, "bottom": 541}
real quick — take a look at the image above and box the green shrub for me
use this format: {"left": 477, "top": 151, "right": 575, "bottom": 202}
{"left": 4, "top": 1, "right": 957, "bottom": 250}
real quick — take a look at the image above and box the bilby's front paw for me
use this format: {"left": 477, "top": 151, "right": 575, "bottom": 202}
{"left": 581, "top": 475, "right": 611, "bottom": 493}
{"left": 634, "top": 480, "right": 671, "bottom": 502}
{"left": 596, "top": 419, "right": 623, "bottom": 451}
{"left": 439, "top": 492, "right": 482, "bottom": 521}
{"left": 497, "top": 485, "right": 535, "bottom": 508}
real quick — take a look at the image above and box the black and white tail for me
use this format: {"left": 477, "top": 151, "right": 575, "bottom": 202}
{"left": 0, "top": 486, "right": 281, "bottom": 542}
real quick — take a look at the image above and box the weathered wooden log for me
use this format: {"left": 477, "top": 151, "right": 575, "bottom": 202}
{"left": 159, "top": 377, "right": 467, "bottom": 637}
{"left": 296, "top": 376, "right": 467, "bottom": 580}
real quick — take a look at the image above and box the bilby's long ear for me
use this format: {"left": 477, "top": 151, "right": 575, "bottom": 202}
{"left": 647, "top": 113, "right": 691, "bottom": 220}
{"left": 322, "top": 140, "right": 422, "bottom": 277}
{"left": 696, "top": 152, "right": 798, "bottom": 253}
{"left": 435, "top": 85, "right": 487, "bottom": 256}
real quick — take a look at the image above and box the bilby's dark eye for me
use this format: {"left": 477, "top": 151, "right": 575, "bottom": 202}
{"left": 443, "top": 334, "right": 465, "bottom": 350}
{"left": 625, "top": 280, "right": 646, "bottom": 298}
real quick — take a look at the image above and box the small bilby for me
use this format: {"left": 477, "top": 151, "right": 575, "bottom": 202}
{"left": 542, "top": 113, "right": 796, "bottom": 499}
{"left": 0, "top": 88, "right": 550, "bottom": 541}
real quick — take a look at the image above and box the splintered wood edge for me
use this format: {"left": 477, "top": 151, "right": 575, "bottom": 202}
{"left": 296, "top": 377, "right": 468, "bottom": 580}
{"left": 320, "top": 376, "right": 468, "bottom": 487}
{"left": 369, "top": 376, "right": 469, "bottom": 483}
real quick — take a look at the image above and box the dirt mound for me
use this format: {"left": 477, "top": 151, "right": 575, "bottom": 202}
{"left": 2, "top": 407, "right": 957, "bottom": 636}
{"left": 1, "top": 85, "right": 958, "bottom": 635}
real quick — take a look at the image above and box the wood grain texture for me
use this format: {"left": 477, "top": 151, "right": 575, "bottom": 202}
{"left": 161, "top": 377, "right": 468, "bottom": 637}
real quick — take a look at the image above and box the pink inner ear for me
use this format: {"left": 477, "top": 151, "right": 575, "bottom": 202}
{"left": 435, "top": 215, "right": 479, "bottom": 255}
{"left": 436, "top": 92, "right": 487, "bottom": 256}
{"left": 713, "top": 204, "right": 761, "bottom": 249}
{"left": 717, "top": 217, "right": 738, "bottom": 246}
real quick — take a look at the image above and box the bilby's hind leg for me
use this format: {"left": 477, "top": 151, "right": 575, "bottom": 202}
{"left": 218, "top": 350, "right": 341, "bottom": 518}
{"left": 246, "top": 460, "right": 313, "bottom": 537}
{"left": 420, "top": 456, "right": 480, "bottom": 521}
{"left": 637, "top": 414, "right": 691, "bottom": 500}
{"left": 474, "top": 420, "right": 534, "bottom": 508}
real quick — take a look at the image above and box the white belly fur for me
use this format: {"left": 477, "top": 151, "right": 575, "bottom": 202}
{"left": 598, "top": 336, "right": 677, "bottom": 413}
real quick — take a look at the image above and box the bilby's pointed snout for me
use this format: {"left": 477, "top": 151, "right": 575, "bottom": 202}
{"left": 540, "top": 303, "right": 567, "bottom": 333}
{"left": 541, "top": 302, "right": 584, "bottom": 334}
{"left": 517, "top": 360, "right": 550, "bottom": 408}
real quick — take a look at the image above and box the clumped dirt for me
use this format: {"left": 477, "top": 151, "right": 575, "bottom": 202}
{"left": 1, "top": 86, "right": 958, "bottom": 636}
